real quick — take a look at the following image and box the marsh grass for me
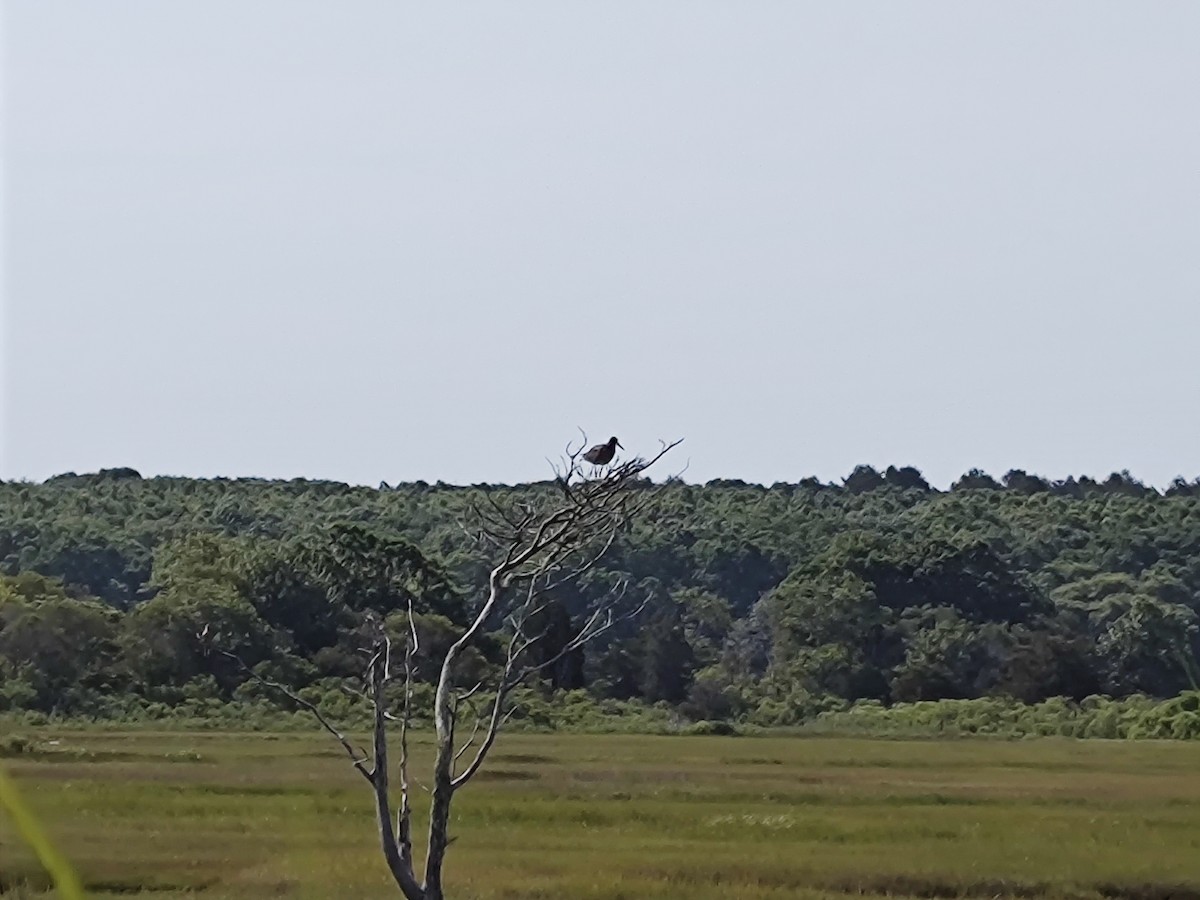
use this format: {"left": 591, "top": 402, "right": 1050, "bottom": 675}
{"left": 2, "top": 731, "right": 1199, "bottom": 899}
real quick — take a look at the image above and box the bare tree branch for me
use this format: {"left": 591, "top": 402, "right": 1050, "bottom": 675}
{"left": 397, "top": 597, "right": 419, "bottom": 870}
{"left": 212, "top": 647, "right": 375, "bottom": 783}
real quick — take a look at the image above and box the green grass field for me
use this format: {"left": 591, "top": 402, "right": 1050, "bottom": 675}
{"left": 3, "top": 729, "right": 1199, "bottom": 900}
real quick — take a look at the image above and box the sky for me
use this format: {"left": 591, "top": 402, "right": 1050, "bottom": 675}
{"left": 2, "top": 2, "right": 1198, "bottom": 489}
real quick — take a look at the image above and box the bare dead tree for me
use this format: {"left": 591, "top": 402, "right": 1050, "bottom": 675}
{"left": 205, "top": 435, "right": 681, "bottom": 900}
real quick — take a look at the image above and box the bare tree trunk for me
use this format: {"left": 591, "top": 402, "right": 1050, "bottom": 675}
{"left": 423, "top": 764, "right": 453, "bottom": 900}
{"left": 370, "top": 648, "right": 427, "bottom": 900}
{"left": 423, "top": 644, "right": 460, "bottom": 900}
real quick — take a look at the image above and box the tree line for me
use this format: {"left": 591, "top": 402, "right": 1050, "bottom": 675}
{"left": 2, "top": 464, "right": 1199, "bottom": 723}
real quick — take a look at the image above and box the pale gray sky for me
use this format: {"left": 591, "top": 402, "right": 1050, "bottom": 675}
{"left": 3, "top": 3, "right": 1198, "bottom": 488}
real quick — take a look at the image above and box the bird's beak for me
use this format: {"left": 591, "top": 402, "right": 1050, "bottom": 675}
{"left": 617, "top": 440, "right": 624, "bottom": 449}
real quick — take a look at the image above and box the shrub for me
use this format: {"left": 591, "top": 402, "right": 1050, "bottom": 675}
{"left": 0, "top": 735, "right": 36, "bottom": 757}
{"left": 809, "top": 691, "right": 1200, "bottom": 740}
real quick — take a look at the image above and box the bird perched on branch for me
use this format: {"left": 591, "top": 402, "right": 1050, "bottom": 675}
{"left": 583, "top": 436, "right": 622, "bottom": 466}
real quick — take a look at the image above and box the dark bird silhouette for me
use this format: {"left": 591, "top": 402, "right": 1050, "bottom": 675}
{"left": 583, "top": 436, "right": 623, "bottom": 466}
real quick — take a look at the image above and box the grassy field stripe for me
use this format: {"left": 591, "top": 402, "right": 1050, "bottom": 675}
{"left": 0, "top": 762, "right": 86, "bottom": 900}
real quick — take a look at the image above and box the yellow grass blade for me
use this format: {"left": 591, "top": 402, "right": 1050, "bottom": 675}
{"left": 0, "top": 762, "right": 86, "bottom": 900}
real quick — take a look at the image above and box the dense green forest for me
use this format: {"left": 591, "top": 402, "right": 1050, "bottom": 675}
{"left": 2, "top": 465, "right": 1200, "bottom": 726}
